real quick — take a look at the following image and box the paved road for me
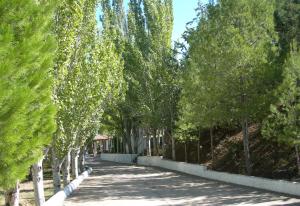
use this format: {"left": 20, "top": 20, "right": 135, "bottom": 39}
{"left": 64, "top": 158, "right": 300, "bottom": 206}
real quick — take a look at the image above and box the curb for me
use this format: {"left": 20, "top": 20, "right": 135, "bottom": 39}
{"left": 43, "top": 167, "right": 92, "bottom": 206}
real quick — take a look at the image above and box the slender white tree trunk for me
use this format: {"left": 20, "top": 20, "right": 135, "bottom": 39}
{"left": 82, "top": 150, "right": 86, "bottom": 169}
{"left": 5, "top": 180, "right": 20, "bottom": 206}
{"left": 125, "top": 140, "right": 129, "bottom": 154}
{"left": 62, "top": 150, "right": 71, "bottom": 187}
{"left": 162, "top": 129, "right": 165, "bottom": 158}
{"left": 148, "top": 136, "right": 152, "bottom": 156}
{"left": 71, "top": 148, "right": 79, "bottom": 179}
{"left": 51, "top": 147, "right": 62, "bottom": 194}
{"left": 32, "top": 159, "right": 45, "bottom": 206}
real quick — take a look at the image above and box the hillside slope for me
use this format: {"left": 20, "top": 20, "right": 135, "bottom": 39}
{"left": 167, "top": 125, "right": 298, "bottom": 180}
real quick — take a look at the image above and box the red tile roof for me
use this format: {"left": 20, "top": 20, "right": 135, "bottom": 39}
{"left": 94, "top": 134, "right": 111, "bottom": 141}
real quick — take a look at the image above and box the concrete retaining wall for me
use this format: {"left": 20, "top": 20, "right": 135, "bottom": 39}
{"left": 138, "top": 156, "right": 300, "bottom": 197}
{"left": 43, "top": 167, "right": 92, "bottom": 206}
{"left": 100, "top": 153, "right": 137, "bottom": 164}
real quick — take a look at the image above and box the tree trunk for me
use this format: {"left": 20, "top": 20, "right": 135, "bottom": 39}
{"left": 153, "top": 129, "right": 159, "bottom": 156}
{"left": 51, "top": 147, "right": 62, "bottom": 194}
{"left": 162, "top": 129, "right": 165, "bottom": 158}
{"left": 71, "top": 148, "right": 80, "bottom": 179}
{"left": 32, "top": 159, "right": 45, "bottom": 206}
{"left": 240, "top": 74, "right": 251, "bottom": 175}
{"left": 184, "top": 141, "right": 188, "bottom": 162}
{"left": 210, "top": 127, "right": 214, "bottom": 163}
{"left": 242, "top": 118, "right": 252, "bottom": 175}
{"left": 109, "top": 139, "right": 113, "bottom": 152}
{"left": 295, "top": 145, "right": 300, "bottom": 176}
{"left": 78, "top": 147, "right": 85, "bottom": 172}
{"left": 124, "top": 126, "right": 132, "bottom": 154}
{"left": 171, "top": 134, "right": 176, "bottom": 161}
{"left": 137, "top": 128, "right": 143, "bottom": 155}
{"left": 124, "top": 118, "right": 132, "bottom": 154}
{"left": 93, "top": 141, "right": 97, "bottom": 157}
{"left": 5, "top": 181, "right": 20, "bottom": 206}
{"left": 116, "top": 137, "right": 119, "bottom": 153}
{"left": 134, "top": 127, "right": 139, "bottom": 154}
{"left": 131, "top": 123, "right": 138, "bottom": 154}
{"left": 148, "top": 136, "right": 152, "bottom": 156}
{"left": 197, "top": 130, "right": 201, "bottom": 164}
{"left": 125, "top": 140, "right": 130, "bottom": 154}
{"left": 130, "top": 128, "right": 135, "bottom": 154}
{"left": 62, "top": 150, "right": 71, "bottom": 187}
{"left": 121, "top": 137, "right": 124, "bottom": 153}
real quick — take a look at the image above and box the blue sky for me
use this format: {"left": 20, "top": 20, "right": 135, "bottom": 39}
{"left": 172, "top": 0, "right": 204, "bottom": 42}
{"left": 97, "top": 0, "right": 208, "bottom": 42}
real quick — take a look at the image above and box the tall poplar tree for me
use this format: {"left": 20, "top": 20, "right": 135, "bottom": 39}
{"left": 52, "top": 0, "right": 124, "bottom": 192}
{"left": 100, "top": 0, "right": 176, "bottom": 156}
{"left": 52, "top": 0, "right": 86, "bottom": 192}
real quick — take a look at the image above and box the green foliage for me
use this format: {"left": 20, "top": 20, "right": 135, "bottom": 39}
{"left": 175, "top": 121, "right": 197, "bottom": 142}
{"left": 274, "top": 0, "right": 300, "bottom": 61}
{"left": 99, "top": 0, "right": 178, "bottom": 154}
{"left": 178, "top": 0, "right": 278, "bottom": 174}
{"left": 179, "top": 0, "right": 278, "bottom": 130}
{"left": 53, "top": 0, "right": 124, "bottom": 158}
{"left": 262, "top": 0, "right": 300, "bottom": 147}
{"left": 262, "top": 53, "right": 300, "bottom": 145}
{"left": 1, "top": 0, "right": 298, "bottom": 183}
{"left": 0, "top": 0, "right": 56, "bottom": 189}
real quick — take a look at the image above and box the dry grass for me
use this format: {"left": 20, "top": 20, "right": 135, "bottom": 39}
{"left": 0, "top": 179, "right": 53, "bottom": 206}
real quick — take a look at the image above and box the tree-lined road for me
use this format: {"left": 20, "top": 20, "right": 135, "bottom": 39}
{"left": 64, "top": 159, "right": 300, "bottom": 206}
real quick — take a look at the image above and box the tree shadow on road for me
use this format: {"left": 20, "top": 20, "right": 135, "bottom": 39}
{"left": 65, "top": 159, "right": 300, "bottom": 206}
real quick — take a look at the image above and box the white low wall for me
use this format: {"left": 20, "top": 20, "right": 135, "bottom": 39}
{"left": 43, "top": 167, "right": 92, "bottom": 206}
{"left": 101, "top": 153, "right": 137, "bottom": 164}
{"left": 138, "top": 156, "right": 300, "bottom": 197}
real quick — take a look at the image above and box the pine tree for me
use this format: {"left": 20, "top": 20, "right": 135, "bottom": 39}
{"left": 0, "top": 0, "right": 57, "bottom": 204}
{"left": 262, "top": 0, "right": 300, "bottom": 175}
{"left": 180, "top": 0, "right": 277, "bottom": 175}
{"left": 274, "top": 0, "right": 300, "bottom": 61}
{"left": 262, "top": 53, "right": 300, "bottom": 174}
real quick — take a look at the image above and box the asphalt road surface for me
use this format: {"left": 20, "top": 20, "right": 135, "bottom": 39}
{"left": 64, "top": 158, "right": 300, "bottom": 206}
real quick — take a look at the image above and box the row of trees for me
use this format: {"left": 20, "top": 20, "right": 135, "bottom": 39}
{"left": 179, "top": 0, "right": 300, "bottom": 175}
{"left": 0, "top": 0, "right": 299, "bottom": 205}
{"left": 99, "top": 0, "right": 180, "bottom": 159}
{"left": 99, "top": 0, "right": 299, "bottom": 179}
{"left": 0, "top": 0, "right": 124, "bottom": 205}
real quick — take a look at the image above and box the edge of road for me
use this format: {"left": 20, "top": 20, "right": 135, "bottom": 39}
{"left": 43, "top": 167, "right": 93, "bottom": 206}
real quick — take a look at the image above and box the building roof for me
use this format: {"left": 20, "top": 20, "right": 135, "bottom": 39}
{"left": 94, "top": 134, "right": 111, "bottom": 141}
